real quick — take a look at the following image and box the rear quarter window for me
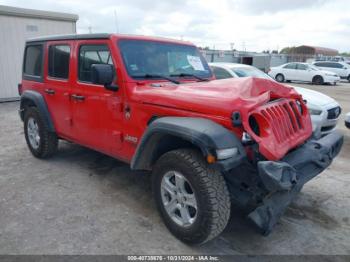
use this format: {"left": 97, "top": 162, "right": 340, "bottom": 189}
{"left": 212, "top": 66, "right": 232, "bottom": 79}
{"left": 23, "top": 44, "right": 44, "bottom": 81}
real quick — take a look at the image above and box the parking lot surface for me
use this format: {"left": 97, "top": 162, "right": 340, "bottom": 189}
{"left": 0, "top": 82, "right": 349, "bottom": 255}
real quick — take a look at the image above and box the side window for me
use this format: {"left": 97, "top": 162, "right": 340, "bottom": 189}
{"left": 325, "top": 62, "right": 335, "bottom": 68}
{"left": 212, "top": 67, "right": 232, "bottom": 79}
{"left": 297, "top": 64, "right": 307, "bottom": 70}
{"left": 23, "top": 44, "right": 43, "bottom": 78}
{"left": 48, "top": 45, "right": 70, "bottom": 79}
{"left": 283, "top": 63, "right": 297, "bottom": 69}
{"left": 79, "top": 44, "right": 114, "bottom": 82}
{"left": 334, "top": 63, "right": 343, "bottom": 69}
{"left": 314, "top": 62, "right": 323, "bottom": 67}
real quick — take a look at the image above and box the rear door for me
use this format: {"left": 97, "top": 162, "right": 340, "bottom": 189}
{"left": 44, "top": 42, "right": 73, "bottom": 138}
{"left": 333, "top": 63, "right": 347, "bottom": 77}
{"left": 295, "top": 63, "right": 311, "bottom": 81}
{"left": 281, "top": 63, "right": 297, "bottom": 80}
{"left": 71, "top": 40, "right": 124, "bottom": 155}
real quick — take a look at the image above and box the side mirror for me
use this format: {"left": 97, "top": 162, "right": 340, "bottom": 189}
{"left": 91, "top": 64, "right": 119, "bottom": 91}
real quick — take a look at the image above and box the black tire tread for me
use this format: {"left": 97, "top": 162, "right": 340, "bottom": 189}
{"left": 153, "top": 149, "right": 231, "bottom": 244}
{"left": 312, "top": 75, "right": 324, "bottom": 85}
{"left": 24, "top": 107, "right": 58, "bottom": 158}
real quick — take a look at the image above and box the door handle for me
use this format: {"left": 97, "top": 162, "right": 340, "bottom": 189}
{"left": 71, "top": 94, "right": 85, "bottom": 101}
{"left": 45, "top": 89, "right": 55, "bottom": 95}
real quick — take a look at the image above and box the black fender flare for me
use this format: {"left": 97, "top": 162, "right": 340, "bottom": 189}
{"left": 19, "top": 90, "right": 55, "bottom": 132}
{"left": 131, "top": 117, "right": 246, "bottom": 171}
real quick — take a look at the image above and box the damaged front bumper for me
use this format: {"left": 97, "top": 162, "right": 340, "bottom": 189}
{"left": 241, "top": 130, "right": 343, "bottom": 235}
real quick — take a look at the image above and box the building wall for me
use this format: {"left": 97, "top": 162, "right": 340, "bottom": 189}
{"left": 0, "top": 15, "right": 76, "bottom": 100}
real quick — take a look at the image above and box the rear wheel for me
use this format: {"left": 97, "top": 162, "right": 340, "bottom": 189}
{"left": 312, "top": 75, "right": 324, "bottom": 85}
{"left": 275, "top": 74, "right": 285, "bottom": 83}
{"left": 24, "top": 107, "right": 58, "bottom": 158}
{"left": 152, "top": 149, "right": 231, "bottom": 244}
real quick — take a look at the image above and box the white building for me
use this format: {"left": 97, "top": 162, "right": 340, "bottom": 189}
{"left": 0, "top": 5, "right": 78, "bottom": 101}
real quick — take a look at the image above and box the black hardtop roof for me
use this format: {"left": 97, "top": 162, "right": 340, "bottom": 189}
{"left": 26, "top": 33, "right": 111, "bottom": 43}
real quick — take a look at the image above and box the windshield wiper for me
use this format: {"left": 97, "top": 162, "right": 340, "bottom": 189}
{"left": 133, "top": 74, "right": 180, "bottom": 84}
{"left": 170, "top": 73, "right": 210, "bottom": 82}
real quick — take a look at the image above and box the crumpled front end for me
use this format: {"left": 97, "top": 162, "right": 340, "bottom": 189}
{"left": 242, "top": 97, "right": 313, "bottom": 161}
{"left": 225, "top": 130, "right": 343, "bottom": 236}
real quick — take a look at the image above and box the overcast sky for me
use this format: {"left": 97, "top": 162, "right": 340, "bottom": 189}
{"left": 1, "top": 0, "right": 349, "bottom": 52}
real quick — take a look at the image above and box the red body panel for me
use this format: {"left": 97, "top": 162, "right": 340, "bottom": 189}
{"left": 21, "top": 34, "right": 313, "bottom": 163}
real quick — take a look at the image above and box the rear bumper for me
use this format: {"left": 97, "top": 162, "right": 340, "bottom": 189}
{"left": 248, "top": 130, "right": 343, "bottom": 235}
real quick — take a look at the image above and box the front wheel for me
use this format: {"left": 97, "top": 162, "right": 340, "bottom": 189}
{"left": 152, "top": 149, "right": 231, "bottom": 244}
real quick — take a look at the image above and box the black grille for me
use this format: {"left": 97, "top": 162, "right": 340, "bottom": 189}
{"left": 327, "top": 107, "right": 341, "bottom": 120}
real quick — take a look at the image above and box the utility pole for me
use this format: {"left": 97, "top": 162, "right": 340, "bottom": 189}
{"left": 88, "top": 26, "right": 92, "bottom": 34}
{"left": 114, "top": 9, "right": 119, "bottom": 34}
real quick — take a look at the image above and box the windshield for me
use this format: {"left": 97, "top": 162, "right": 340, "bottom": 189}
{"left": 230, "top": 66, "right": 272, "bottom": 80}
{"left": 118, "top": 39, "right": 212, "bottom": 79}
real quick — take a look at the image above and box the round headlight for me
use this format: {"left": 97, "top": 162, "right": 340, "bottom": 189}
{"left": 296, "top": 100, "right": 303, "bottom": 114}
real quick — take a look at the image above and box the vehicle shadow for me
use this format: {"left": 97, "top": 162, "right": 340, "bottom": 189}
{"left": 49, "top": 141, "right": 283, "bottom": 254}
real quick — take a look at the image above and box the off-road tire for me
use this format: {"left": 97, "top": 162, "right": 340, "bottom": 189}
{"left": 152, "top": 149, "right": 231, "bottom": 245}
{"left": 24, "top": 107, "right": 58, "bottom": 158}
{"left": 275, "top": 74, "right": 285, "bottom": 82}
{"left": 312, "top": 75, "right": 324, "bottom": 85}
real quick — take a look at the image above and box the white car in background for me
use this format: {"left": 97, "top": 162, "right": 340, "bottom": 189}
{"left": 312, "top": 61, "right": 350, "bottom": 82}
{"left": 268, "top": 62, "right": 340, "bottom": 85}
{"left": 209, "top": 62, "right": 341, "bottom": 138}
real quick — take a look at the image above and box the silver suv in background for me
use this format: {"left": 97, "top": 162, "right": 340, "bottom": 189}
{"left": 209, "top": 62, "right": 341, "bottom": 138}
{"left": 312, "top": 61, "right": 350, "bottom": 82}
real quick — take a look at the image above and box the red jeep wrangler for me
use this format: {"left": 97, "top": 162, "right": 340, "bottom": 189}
{"left": 19, "top": 34, "right": 343, "bottom": 244}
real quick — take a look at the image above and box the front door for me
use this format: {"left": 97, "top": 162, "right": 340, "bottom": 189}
{"left": 281, "top": 63, "right": 297, "bottom": 80}
{"left": 71, "top": 40, "right": 124, "bottom": 155}
{"left": 295, "top": 63, "right": 310, "bottom": 82}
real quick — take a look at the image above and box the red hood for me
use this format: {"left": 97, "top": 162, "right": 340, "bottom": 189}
{"left": 129, "top": 77, "right": 312, "bottom": 161}
{"left": 130, "top": 77, "right": 302, "bottom": 118}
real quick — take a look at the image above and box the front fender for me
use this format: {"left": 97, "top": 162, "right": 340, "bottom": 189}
{"left": 131, "top": 117, "right": 246, "bottom": 171}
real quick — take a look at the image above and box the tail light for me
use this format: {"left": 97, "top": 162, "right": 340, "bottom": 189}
{"left": 18, "top": 83, "right": 22, "bottom": 95}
